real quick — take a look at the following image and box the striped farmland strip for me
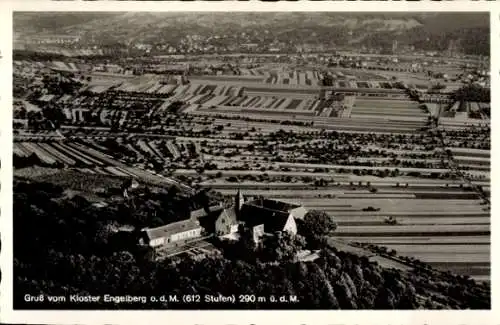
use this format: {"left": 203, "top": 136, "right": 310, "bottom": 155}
{"left": 265, "top": 97, "right": 279, "bottom": 109}
{"left": 285, "top": 99, "right": 303, "bottom": 110}
{"left": 20, "top": 142, "right": 57, "bottom": 165}
{"left": 254, "top": 96, "right": 268, "bottom": 108}
{"left": 261, "top": 97, "right": 274, "bottom": 108}
{"left": 205, "top": 95, "right": 227, "bottom": 107}
{"left": 93, "top": 166, "right": 112, "bottom": 176}
{"left": 105, "top": 166, "right": 129, "bottom": 177}
{"left": 219, "top": 96, "right": 235, "bottom": 106}
{"left": 217, "top": 86, "right": 227, "bottom": 96}
{"left": 241, "top": 96, "right": 256, "bottom": 107}
{"left": 232, "top": 96, "right": 248, "bottom": 106}
{"left": 38, "top": 143, "right": 76, "bottom": 166}
{"left": 126, "top": 143, "right": 142, "bottom": 157}
{"left": 137, "top": 140, "right": 155, "bottom": 155}
{"left": 224, "top": 97, "right": 240, "bottom": 106}
{"left": 297, "top": 99, "right": 312, "bottom": 111}
{"left": 146, "top": 141, "right": 165, "bottom": 161}
{"left": 335, "top": 224, "right": 490, "bottom": 236}
{"left": 273, "top": 98, "right": 287, "bottom": 108}
{"left": 53, "top": 142, "right": 104, "bottom": 166}
{"left": 246, "top": 96, "right": 261, "bottom": 107}
{"left": 13, "top": 142, "right": 31, "bottom": 157}
{"left": 166, "top": 141, "right": 181, "bottom": 159}
{"left": 112, "top": 166, "right": 138, "bottom": 177}
{"left": 278, "top": 98, "right": 292, "bottom": 109}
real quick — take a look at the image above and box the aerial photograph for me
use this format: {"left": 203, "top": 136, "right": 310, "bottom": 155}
{"left": 12, "top": 12, "right": 490, "bottom": 310}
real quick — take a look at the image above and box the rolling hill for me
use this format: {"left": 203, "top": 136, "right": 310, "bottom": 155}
{"left": 13, "top": 12, "right": 490, "bottom": 55}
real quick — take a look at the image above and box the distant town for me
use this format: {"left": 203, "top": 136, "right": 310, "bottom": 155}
{"left": 12, "top": 12, "right": 490, "bottom": 310}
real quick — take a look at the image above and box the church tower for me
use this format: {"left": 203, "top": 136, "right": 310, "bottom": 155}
{"left": 234, "top": 189, "right": 245, "bottom": 218}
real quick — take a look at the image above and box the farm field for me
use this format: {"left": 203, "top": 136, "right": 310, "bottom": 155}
{"left": 108, "top": 76, "right": 427, "bottom": 133}
{"left": 351, "top": 98, "right": 426, "bottom": 119}
{"left": 260, "top": 68, "right": 396, "bottom": 87}
{"left": 15, "top": 167, "right": 138, "bottom": 195}
{"left": 204, "top": 111, "right": 427, "bottom": 130}
{"left": 13, "top": 140, "right": 192, "bottom": 191}
{"left": 265, "top": 192, "right": 489, "bottom": 281}
{"left": 193, "top": 112, "right": 426, "bottom": 134}
{"left": 327, "top": 238, "right": 413, "bottom": 272}
{"left": 263, "top": 69, "right": 322, "bottom": 86}
{"left": 199, "top": 171, "right": 489, "bottom": 282}
{"left": 14, "top": 55, "right": 490, "bottom": 287}
{"left": 33, "top": 70, "right": 432, "bottom": 134}
{"left": 201, "top": 184, "right": 489, "bottom": 198}
{"left": 186, "top": 96, "right": 428, "bottom": 134}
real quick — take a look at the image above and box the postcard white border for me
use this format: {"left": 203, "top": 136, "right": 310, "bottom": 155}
{"left": 1, "top": 1, "right": 498, "bottom": 324}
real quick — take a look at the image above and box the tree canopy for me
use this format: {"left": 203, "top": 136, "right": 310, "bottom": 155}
{"left": 451, "top": 84, "right": 490, "bottom": 103}
{"left": 297, "top": 210, "right": 337, "bottom": 249}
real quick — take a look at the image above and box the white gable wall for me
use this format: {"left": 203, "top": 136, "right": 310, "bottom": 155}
{"left": 149, "top": 237, "right": 165, "bottom": 247}
{"left": 283, "top": 213, "right": 297, "bottom": 235}
{"left": 215, "top": 211, "right": 230, "bottom": 235}
{"left": 216, "top": 209, "right": 238, "bottom": 236}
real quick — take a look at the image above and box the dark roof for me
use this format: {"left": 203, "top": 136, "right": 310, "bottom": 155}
{"left": 240, "top": 203, "right": 291, "bottom": 233}
{"left": 247, "top": 198, "right": 300, "bottom": 212}
{"left": 143, "top": 218, "right": 201, "bottom": 241}
{"left": 190, "top": 204, "right": 224, "bottom": 219}
{"left": 190, "top": 208, "right": 209, "bottom": 219}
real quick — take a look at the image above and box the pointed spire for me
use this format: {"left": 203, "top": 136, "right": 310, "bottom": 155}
{"left": 236, "top": 188, "right": 244, "bottom": 203}
{"left": 234, "top": 188, "right": 245, "bottom": 218}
